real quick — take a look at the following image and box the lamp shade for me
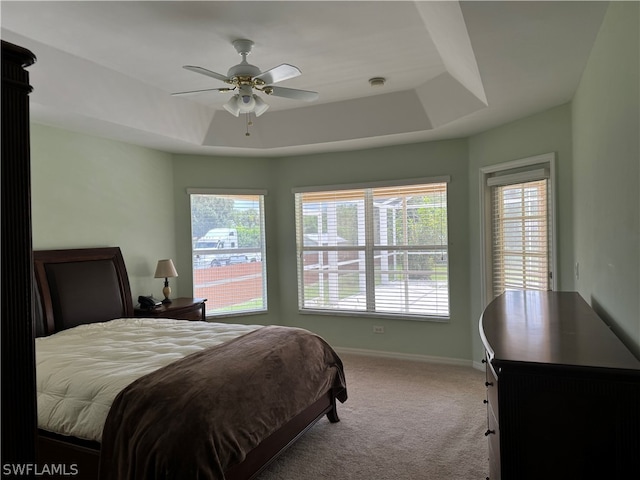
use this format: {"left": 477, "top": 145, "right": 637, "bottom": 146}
{"left": 154, "top": 259, "right": 178, "bottom": 278}
{"left": 253, "top": 95, "right": 269, "bottom": 117}
{"left": 223, "top": 95, "right": 241, "bottom": 117}
{"left": 223, "top": 89, "right": 269, "bottom": 118}
{"left": 238, "top": 93, "right": 256, "bottom": 114}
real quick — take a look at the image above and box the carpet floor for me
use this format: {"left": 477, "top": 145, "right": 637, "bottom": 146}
{"left": 258, "top": 353, "right": 488, "bottom": 479}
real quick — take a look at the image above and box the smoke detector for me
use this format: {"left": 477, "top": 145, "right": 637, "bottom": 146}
{"left": 369, "top": 77, "right": 386, "bottom": 87}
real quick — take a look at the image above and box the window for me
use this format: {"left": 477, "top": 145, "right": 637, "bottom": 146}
{"left": 491, "top": 179, "right": 549, "bottom": 296}
{"left": 294, "top": 178, "right": 449, "bottom": 319}
{"left": 189, "top": 190, "right": 267, "bottom": 317}
{"left": 480, "top": 153, "right": 556, "bottom": 304}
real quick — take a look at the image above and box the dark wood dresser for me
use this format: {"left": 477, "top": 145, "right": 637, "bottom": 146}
{"left": 480, "top": 290, "right": 640, "bottom": 480}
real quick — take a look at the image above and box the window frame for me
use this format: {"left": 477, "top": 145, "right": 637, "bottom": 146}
{"left": 293, "top": 176, "right": 451, "bottom": 321}
{"left": 187, "top": 188, "right": 268, "bottom": 318}
{"left": 478, "top": 153, "right": 557, "bottom": 308}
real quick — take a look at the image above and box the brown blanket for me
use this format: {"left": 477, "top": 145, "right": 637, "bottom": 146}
{"left": 99, "top": 326, "right": 346, "bottom": 480}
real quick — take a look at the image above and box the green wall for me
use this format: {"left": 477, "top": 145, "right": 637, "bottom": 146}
{"left": 572, "top": 1, "right": 640, "bottom": 357}
{"left": 274, "top": 140, "right": 471, "bottom": 360}
{"left": 30, "top": 124, "right": 176, "bottom": 298}
{"left": 171, "top": 154, "right": 281, "bottom": 326}
{"left": 172, "top": 140, "right": 472, "bottom": 360}
{"left": 467, "top": 103, "right": 575, "bottom": 364}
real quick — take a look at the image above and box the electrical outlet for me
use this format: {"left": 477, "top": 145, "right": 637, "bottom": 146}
{"left": 373, "top": 325, "right": 384, "bottom": 334}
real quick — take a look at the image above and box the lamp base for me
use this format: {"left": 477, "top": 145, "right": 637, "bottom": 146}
{"left": 162, "top": 283, "right": 172, "bottom": 304}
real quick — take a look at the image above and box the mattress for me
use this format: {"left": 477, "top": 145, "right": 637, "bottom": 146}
{"left": 35, "top": 318, "right": 260, "bottom": 442}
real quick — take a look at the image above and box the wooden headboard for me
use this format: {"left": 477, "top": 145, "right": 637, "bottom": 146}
{"left": 33, "top": 247, "right": 134, "bottom": 336}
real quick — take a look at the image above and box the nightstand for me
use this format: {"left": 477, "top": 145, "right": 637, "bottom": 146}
{"left": 134, "top": 297, "right": 207, "bottom": 321}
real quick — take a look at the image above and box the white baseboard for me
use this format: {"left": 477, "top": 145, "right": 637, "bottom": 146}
{"left": 334, "top": 346, "right": 477, "bottom": 368}
{"left": 471, "top": 360, "right": 485, "bottom": 371}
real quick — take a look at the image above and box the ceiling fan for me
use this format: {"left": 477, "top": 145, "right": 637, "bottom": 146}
{"left": 172, "top": 39, "right": 318, "bottom": 118}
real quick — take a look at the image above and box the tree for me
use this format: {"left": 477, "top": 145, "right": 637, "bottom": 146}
{"left": 337, "top": 204, "right": 359, "bottom": 244}
{"left": 190, "top": 196, "right": 235, "bottom": 239}
{"left": 395, "top": 195, "right": 448, "bottom": 277}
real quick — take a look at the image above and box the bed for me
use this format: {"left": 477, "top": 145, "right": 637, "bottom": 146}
{"left": 33, "top": 246, "right": 347, "bottom": 479}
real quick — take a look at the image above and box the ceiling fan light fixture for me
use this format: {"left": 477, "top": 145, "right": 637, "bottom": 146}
{"left": 253, "top": 95, "right": 269, "bottom": 117}
{"left": 223, "top": 93, "right": 269, "bottom": 118}
{"left": 223, "top": 95, "right": 241, "bottom": 117}
{"left": 238, "top": 95, "right": 256, "bottom": 114}
{"left": 236, "top": 85, "right": 256, "bottom": 113}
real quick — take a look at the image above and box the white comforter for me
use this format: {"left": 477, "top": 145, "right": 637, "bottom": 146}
{"left": 36, "top": 318, "right": 260, "bottom": 442}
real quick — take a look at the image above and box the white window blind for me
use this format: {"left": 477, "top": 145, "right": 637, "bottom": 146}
{"left": 491, "top": 179, "right": 551, "bottom": 297}
{"left": 295, "top": 181, "right": 449, "bottom": 319}
{"left": 189, "top": 192, "right": 267, "bottom": 316}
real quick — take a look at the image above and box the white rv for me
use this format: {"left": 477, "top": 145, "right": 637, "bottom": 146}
{"left": 193, "top": 228, "right": 238, "bottom": 268}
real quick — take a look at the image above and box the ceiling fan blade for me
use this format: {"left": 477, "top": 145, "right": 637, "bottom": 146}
{"left": 266, "top": 86, "right": 319, "bottom": 102}
{"left": 183, "top": 65, "right": 230, "bottom": 83}
{"left": 254, "top": 64, "right": 301, "bottom": 85}
{"left": 172, "top": 87, "right": 233, "bottom": 96}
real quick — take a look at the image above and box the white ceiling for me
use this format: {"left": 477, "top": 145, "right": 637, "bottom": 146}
{"left": 1, "top": 1, "right": 608, "bottom": 157}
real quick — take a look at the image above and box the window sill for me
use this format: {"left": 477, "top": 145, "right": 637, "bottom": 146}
{"left": 205, "top": 309, "right": 268, "bottom": 321}
{"left": 298, "top": 308, "right": 449, "bottom": 323}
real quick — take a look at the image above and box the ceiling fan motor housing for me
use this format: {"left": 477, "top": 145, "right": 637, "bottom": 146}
{"left": 227, "top": 63, "right": 261, "bottom": 81}
{"left": 227, "top": 39, "right": 260, "bottom": 81}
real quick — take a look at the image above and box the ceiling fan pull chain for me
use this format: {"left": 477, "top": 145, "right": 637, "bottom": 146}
{"left": 245, "top": 113, "right": 253, "bottom": 136}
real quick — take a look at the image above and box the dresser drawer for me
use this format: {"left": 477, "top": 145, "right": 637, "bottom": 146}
{"left": 486, "top": 371, "right": 499, "bottom": 421}
{"left": 487, "top": 402, "right": 501, "bottom": 479}
{"left": 485, "top": 354, "right": 500, "bottom": 479}
{"left": 485, "top": 357, "right": 499, "bottom": 421}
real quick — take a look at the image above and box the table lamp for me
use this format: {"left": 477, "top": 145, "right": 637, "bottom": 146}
{"left": 154, "top": 259, "right": 178, "bottom": 304}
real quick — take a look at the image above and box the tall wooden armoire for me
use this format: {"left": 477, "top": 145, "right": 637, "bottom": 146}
{"left": 1, "top": 40, "right": 37, "bottom": 468}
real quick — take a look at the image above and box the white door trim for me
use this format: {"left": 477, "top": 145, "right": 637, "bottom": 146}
{"left": 478, "top": 152, "right": 557, "bottom": 309}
